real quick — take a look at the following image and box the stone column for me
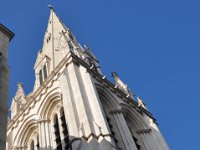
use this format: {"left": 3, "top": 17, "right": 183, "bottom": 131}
{"left": 44, "top": 120, "right": 51, "bottom": 150}
{"left": 38, "top": 119, "right": 51, "bottom": 150}
{"left": 0, "top": 24, "right": 14, "bottom": 150}
{"left": 111, "top": 110, "right": 138, "bottom": 150}
{"left": 137, "top": 130, "right": 154, "bottom": 150}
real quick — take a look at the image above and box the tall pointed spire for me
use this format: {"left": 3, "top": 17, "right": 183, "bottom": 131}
{"left": 33, "top": 7, "right": 85, "bottom": 90}
{"left": 40, "top": 7, "right": 67, "bottom": 70}
{"left": 37, "top": 7, "right": 78, "bottom": 72}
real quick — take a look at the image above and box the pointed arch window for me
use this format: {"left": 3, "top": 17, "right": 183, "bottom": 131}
{"left": 39, "top": 70, "right": 43, "bottom": 85}
{"left": 54, "top": 115, "right": 62, "bottom": 150}
{"left": 36, "top": 135, "right": 40, "bottom": 150}
{"left": 30, "top": 140, "right": 34, "bottom": 150}
{"left": 126, "top": 118, "right": 141, "bottom": 150}
{"left": 132, "top": 136, "right": 141, "bottom": 150}
{"left": 60, "top": 107, "right": 70, "bottom": 149}
{"left": 43, "top": 65, "right": 48, "bottom": 80}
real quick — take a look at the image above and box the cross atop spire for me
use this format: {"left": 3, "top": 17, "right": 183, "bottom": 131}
{"left": 48, "top": 4, "right": 54, "bottom": 10}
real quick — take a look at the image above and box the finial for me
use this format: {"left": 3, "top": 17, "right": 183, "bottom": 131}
{"left": 137, "top": 96, "right": 147, "bottom": 109}
{"left": 17, "top": 82, "right": 23, "bottom": 89}
{"left": 14, "top": 82, "right": 26, "bottom": 101}
{"left": 84, "top": 44, "right": 91, "bottom": 52}
{"left": 111, "top": 72, "right": 133, "bottom": 98}
{"left": 111, "top": 72, "right": 118, "bottom": 78}
{"left": 84, "top": 44, "right": 89, "bottom": 49}
{"left": 48, "top": 4, "right": 54, "bottom": 10}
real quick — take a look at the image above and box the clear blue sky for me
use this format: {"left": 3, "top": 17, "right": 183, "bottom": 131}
{"left": 1, "top": 1, "right": 200, "bottom": 149}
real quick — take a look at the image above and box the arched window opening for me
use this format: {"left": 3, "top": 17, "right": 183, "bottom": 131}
{"left": 106, "top": 115, "right": 118, "bottom": 144}
{"left": 43, "top": 65, "right": 48, "bottom": 80}
{"left": 97, "top": 90, "right": 124, "bottom": 149}
{"left": 60, "top": 107, "right": 70, "bottom": 150}
{"left": 30, "top": 140, "right": 34, "bottom": 150}
{"left": 36, "top": 135, "right": 40, "bottom": 150}
{"left": 39, "top": 70, "right": 43, "bottom": 85}
{"left": 126, "top": 118, "right": 141, "bottom": 150}
{"left": 54, "top": 115, "right": 62, "bottom": 150}
{"left": 132, "top": 136, "right": 141, "bottom": 150}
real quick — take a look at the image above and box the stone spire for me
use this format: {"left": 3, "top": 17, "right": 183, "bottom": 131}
{"left": 33, "top": 7, "right": 86, "bottom": 91}
{"left": 35, "top": 6, "right": 80, "bottom": 73}
{"left": 112, "top": 72, "right": 133, "bottom": 98}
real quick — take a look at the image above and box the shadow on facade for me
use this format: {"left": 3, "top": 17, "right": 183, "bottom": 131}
{"left": 38, "top": 134, "right": 117, "bottom": 150}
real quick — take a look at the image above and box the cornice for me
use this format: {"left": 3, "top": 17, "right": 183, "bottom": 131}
{"left": 0, "top": 23, "right": 14, "bottom": 41}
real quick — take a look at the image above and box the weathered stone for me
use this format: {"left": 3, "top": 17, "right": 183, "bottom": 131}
{"left": 0, "top": 23, "right": 14, "bottom": 150}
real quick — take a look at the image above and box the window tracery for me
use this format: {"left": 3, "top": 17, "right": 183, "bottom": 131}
{"left": 54, "top": 114, "right": 62, "bottom": 150}
{"left": 60, "top": 108, "right": 70, "bottom": 150}
{"left": 52, "top": 107, "right": 70, "bottom": 150}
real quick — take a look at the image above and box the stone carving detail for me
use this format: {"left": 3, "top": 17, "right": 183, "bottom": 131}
{"left": 137, "top": 97, "right": 147, "bottom": 110}
{"left": 10, "top": 82, "right": 26, "bottom": 118}
{"left": 112, "top": 72, "right": 133, "bottom": 97}
{"left": 136, "top": 128, "right": 152, "bottom": 135}
{"left": 14, "top": 82, "right": 26, "bottom": 102}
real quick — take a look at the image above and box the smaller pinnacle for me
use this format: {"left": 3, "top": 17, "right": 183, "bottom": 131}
{"left": 17, "top": 82, "right": 23, "bottom": 89}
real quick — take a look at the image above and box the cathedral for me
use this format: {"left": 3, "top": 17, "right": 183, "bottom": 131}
{"left": 6, "top": 7, "right": 169, "bottom": 150}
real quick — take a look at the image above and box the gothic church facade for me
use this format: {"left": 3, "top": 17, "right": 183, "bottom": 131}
{"left": 7, "top": 8, "right": 169, "bottom": 150}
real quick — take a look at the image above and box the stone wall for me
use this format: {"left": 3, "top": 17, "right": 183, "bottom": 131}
{"left": 0, "top": 24, "right": 14, "bottom": 150}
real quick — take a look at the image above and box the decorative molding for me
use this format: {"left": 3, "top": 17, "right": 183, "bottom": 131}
{"left": 110, "top": 109, "right": 126, "bottom": 115}
{"left": 8, "top": 53, "right": 72, "bottom": 130}
{"left": 136, "top": 128, "right": 152, "bottom": 135}
{"left": 37, "top": 118, "right": 50, "bottom": 123}
{"left": 81, "top": 133, "right": 112, "bottom": 141}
